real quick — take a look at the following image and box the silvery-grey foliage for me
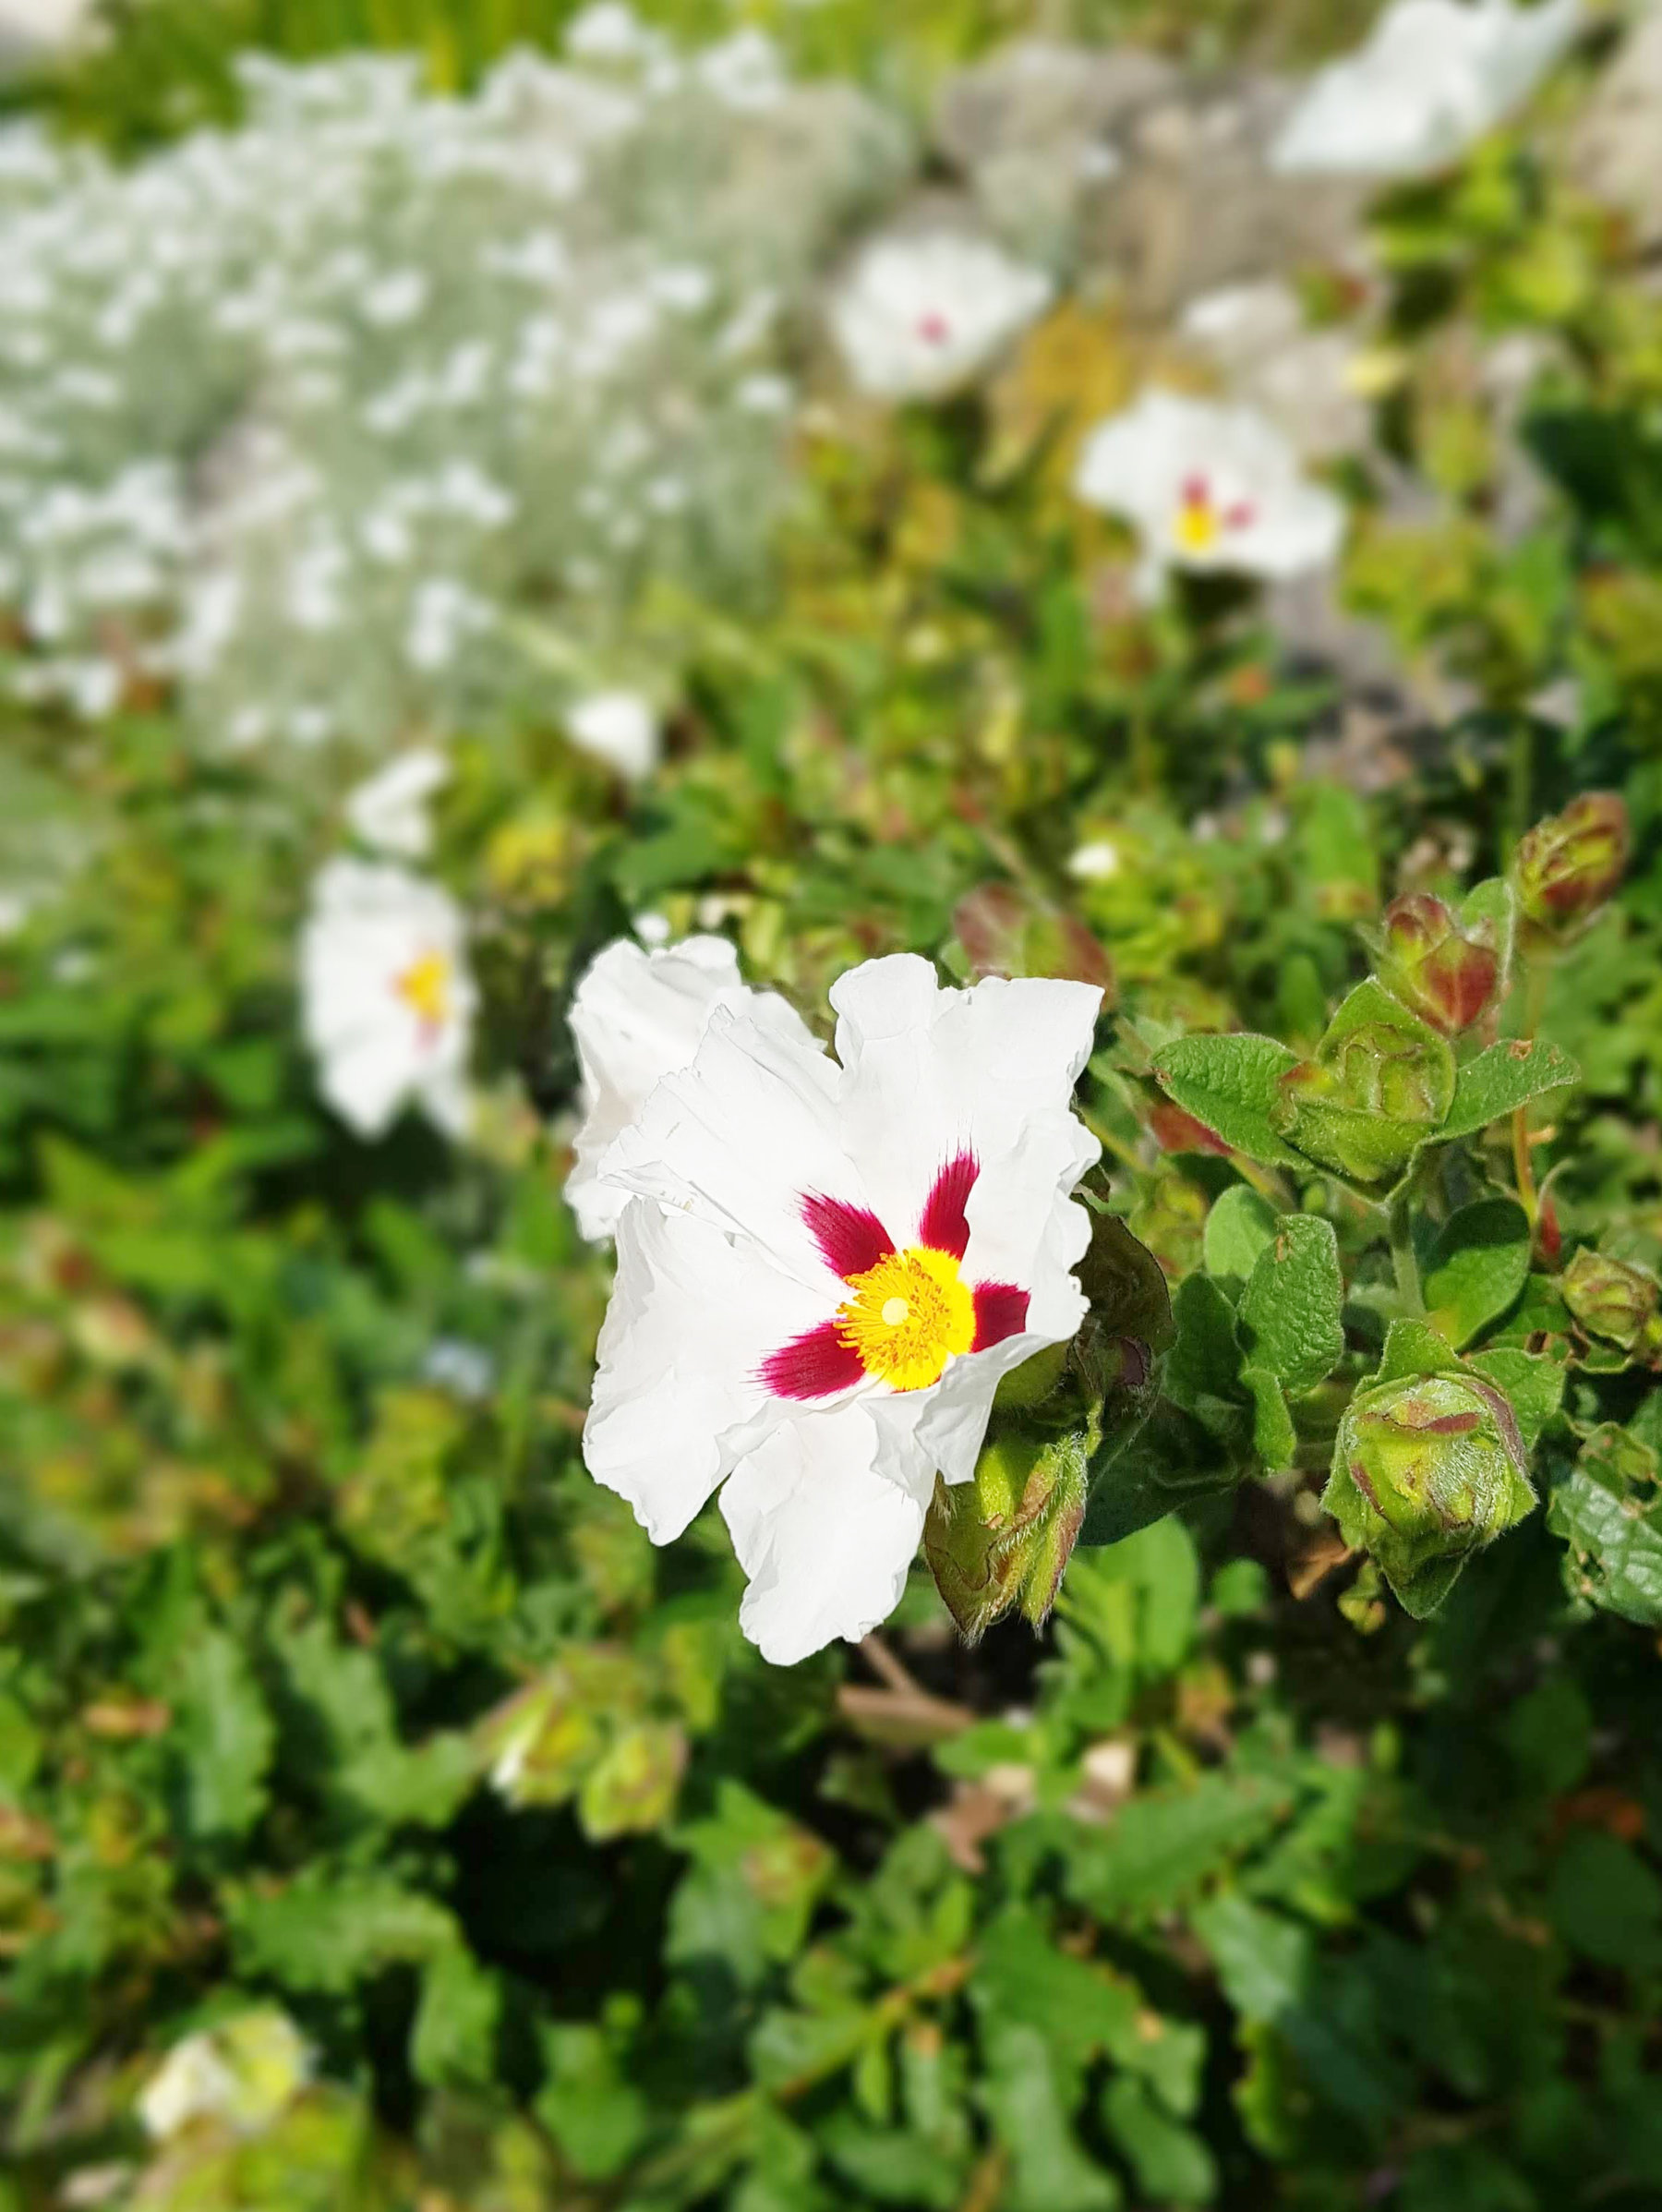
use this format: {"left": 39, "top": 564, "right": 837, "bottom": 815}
{"left": 0, "top": 20, "right": 908, "bottom": 759}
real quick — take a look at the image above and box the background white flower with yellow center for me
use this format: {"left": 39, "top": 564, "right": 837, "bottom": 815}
{"left": 1271, "top": 0, "right": 1581, "bottom": 179}
{"left": 343, "top": 747, "right": 449, "bottom": 860}
{"left": 565, "top": 933, "right": 816, "bottom": 1242}
{"left": 301, "top": 857, "right": 476, "bottom": 1141}
{"left": 828, "top": 230, "right": 1054, "bottom": 404}
{"left": 582, "top": 954, "right": 1101, "bottom": 1663}
{"left": 1073, "top": 387, "right": 1346, "bottom": 598}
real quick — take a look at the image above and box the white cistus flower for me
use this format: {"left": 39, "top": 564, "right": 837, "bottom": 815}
{"left": 301, "top": 857, "right": 476, "bottom": 1141}
{"left": 1271, "top": 0, "right": 1581, "bottom": 178}
{"left": 1073, "top": 388, "right": 1346, "bottom": 597}
{"left": 343, "top": 747, "right": 450, "bottom": 859}
{"left": 566, "top": 934, "right": 814, "bottom": 1242}
{"left": 565, "top": 689, "right": 660, "bottom": 779}
{"left": 828, "top": 230, "right": 1053, "bottom": 404}
{"left": 138, "top": 2011, "right": 311, "bottom": 2141}
{"left": 582, "top": 955, "right": 1101, "bottom": 1664}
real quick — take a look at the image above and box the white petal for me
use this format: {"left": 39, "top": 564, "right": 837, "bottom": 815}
{"left": 566, "top": 690, "right": 659, "bottom": 779}
{"left": 830, "top": 956, "right": 1101, "bottom": 1251}
{"left": 721, "top": 1402, "right": 933, "bottom": 1663}
{"left": 344, "top": 748, "right": 449, "bottom": 858}
{"left": 596, "top": 1004, "right": 860, "bottom": 1290}
{"left": 584, "top": 1198, "right": 836, "bottom": 1543}
{"left": 566, "top": 935, "right": 814, "bottom": 1242}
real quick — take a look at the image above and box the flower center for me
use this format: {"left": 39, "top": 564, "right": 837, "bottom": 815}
{"left": 1173, "top": 475, "right": 1255, "bottom": 555}
{"left": 836, "top": 1245, "right": 976, "bottom": 1394}
{"left": 917, "top": 310, "right": 952, "bottom": 346}
{"left": 394, "top": 948, "right": 452, "bottom": 1033}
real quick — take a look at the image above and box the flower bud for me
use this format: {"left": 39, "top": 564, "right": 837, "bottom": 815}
{"left": 1274, "top": 1013, "right": 1453, "bottom": 1188}
{"left": 1561, "top": 1247, "right": 1662, "bottom": 1358}
{"left": 1370, "top": 892, "right": 1502, "bottom": 1035}
{"left": 1511, "top": 792, "right": 1629, "bottom": 944}
{"left": 924, "top": 1429, "right": 1090, "bottom": 1640}
{"left": 1322, "top": 1371, "right": 1536, "bottom": 1615}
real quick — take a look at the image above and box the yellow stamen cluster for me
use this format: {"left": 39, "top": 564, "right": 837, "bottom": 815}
{"left": 1173, "top": 496, "right": 1222, "bottom": 554}
{"left": 395, "top": 949, "right": 452, "bottom": 1030}
{"left": 836, "top": 1246, "right": 975, "bottom": 1393}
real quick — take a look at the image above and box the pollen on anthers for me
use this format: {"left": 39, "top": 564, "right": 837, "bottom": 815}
{"left": 758, "top": 1151, "right": 1030, "bottom": 1403}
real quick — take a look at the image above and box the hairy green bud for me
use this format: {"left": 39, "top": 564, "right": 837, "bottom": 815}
{"left": 1273, "top": 985, "right": 1454, "bottom": 1189}
{"left": 1561, "top": 1247, "right": 1662, "bottom": 1359}
{"left": 924, "top": 1429, "right": 1090, "bottom": 1640}
{"left": 1322, "top": 1371, "right": 1536, "bottom": 1616}
{"left": 1511, "top": 792, "right": 1629, "bottom": 945}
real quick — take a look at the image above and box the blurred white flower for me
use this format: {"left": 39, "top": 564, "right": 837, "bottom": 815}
{"left": 566, "top": 933, "right": 815, "bottom": 1241}
{"left": 138, "top": 2011, "right": 311, "bottom": 2142}
{"left": 565, "top": 688, "right": 659, "bottom": 778}
{"left": 582, "top": 956, "right": 1101, "bottom": 1663}
{"left": 361, "top": 268, "right": 429, "bottom": 326}
{"left": 829, "top": 230, "right": 1052, "bottom": 403}
{"left": 1067, "top": 840, "right": 1121, "bottom": 882}
{"left": 0, "top": 0, "right": 95, "bottom": 46}
{"left": 1271, "top": 0, "right": 1581, "bottom": 178}
{"left": 345, "top": 748, "right": 450, "bottom": 859}
{"left": 301, "top": 857, "right": 476, "bottom": 1140}
{"left": 422, "top": 1336, "right": 496, "bottom": 1400}
{"left": 1073, "top": 388, "right": 1346, "bottom": 596}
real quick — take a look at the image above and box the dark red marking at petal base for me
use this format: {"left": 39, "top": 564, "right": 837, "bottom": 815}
{"left": 760, "top": 1321, "right": 866, "bottom": 1401}
{"left": 801, "top": 1193, "right": 894, "bottom": 1282}
{"left": 919, "top": 1151, "right": 979, "bottom": 1260}
{"left": 972, "top": 1282, "right": 1029, "bottom": 1350}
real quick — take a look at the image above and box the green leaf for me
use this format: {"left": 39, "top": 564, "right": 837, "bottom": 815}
{"left": 1203, "top": 1184, "right": 1278, "bottom": 1282}
{"left": 972, "top": 1911, "right": 1140, "bottom": 2079}
{"left": 1546, "top": 1831, "right": 1662, "bottom": 1974}
{"left": 1063, "top": 1774, "right": 1292, "bottom": 1923}
{"left": 1162, "top": 1274, "right": 1247, "bottom": 1444}
{"left": 1424, "top": 1198, "right": 1531, "bottom": 1348}
{"left": 1079, "top": 1402, "right": 1245, "bottom": 1548}
{"left": 1101, "top": 2074, "right": 1217, "bottom": 2207}
{"left": 1548, "top": 1426, "right": 1662, "bottom": 1627}
{"left": 412, "top": 1942, "right": 501, "bottom": 2090}
{"left": 1152, "top": 1033, "right": 1305, "bottom": 1168}
{"left": 1439, "top": 1038, "right": 1580, "bottom": 1142}
{"left": 1237, "top": 1215, "right": 1345, "bottom": 1398}
{"left": 1243, "top": 1367, "right": 1297, "bottom": 1473}
{"left": 226, "top": 1870, "right": 456, "bottom": 1994}
{"left": 536, "top": 2023, "right": 652, "bottom": 2183}
{"left": 170, "top": 1629, "right": 274, "bottom": 1846}
{"left": 981, "top": 2022, "right": 1121, "bottom": 2212}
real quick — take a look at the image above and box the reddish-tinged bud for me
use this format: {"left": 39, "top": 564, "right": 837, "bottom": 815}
{"left": 1511, "top": 793, "right": 1629, "bottom": 943}
{"left": 1372, "top": 892, "right": 1502, "bottom": 1035}
{"left": 1322, "top": 1370, "right": 1536, "bottom": 1615}
{"left": 1561, "top": 1247, "right": 1662, "bottom": 1359}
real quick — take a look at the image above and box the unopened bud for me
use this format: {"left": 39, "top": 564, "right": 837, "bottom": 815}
{"left": 1322, "top": 1371, "right": 1536, "bottom": 1615}
{"left": 924, "top": 1429, "right": 1089, "bottom": 1640}
{"left": 1511, "top": 792, "right": 1629, "bottom": 944}
{"left": 1274, "top": 1016, "right": 1452, "bottom": 1188}
{"left": 1370, "top": 892, "right": 1501, "bottom": 1035}
{"left": 1562, "top": 1247, "right": 1662, "bottom": 1358}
